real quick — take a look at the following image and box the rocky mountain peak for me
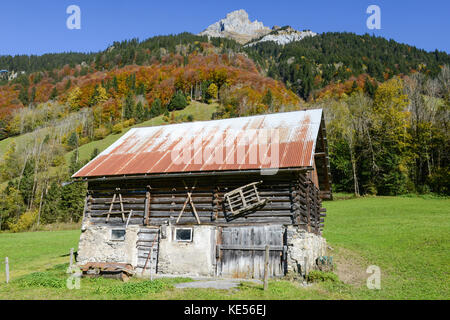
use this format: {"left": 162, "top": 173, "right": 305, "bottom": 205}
{"left": 199, "top": 10, "right": 317, "bottom": 46}
{"left": 199, "top": 9, "right": 271, "bottom": 44}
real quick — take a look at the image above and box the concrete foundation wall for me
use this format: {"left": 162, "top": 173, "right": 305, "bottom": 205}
{"left": 157, "top": 225, "right": 216, "bottom": 277}
{"left": 77, "top": 225, "right": 140, "bottom": 266}
{"left": 76, "top": 223, "right": 326, "bottom": 278}
{"left": 286, "top": 226, "right": 327, "bottom": 275}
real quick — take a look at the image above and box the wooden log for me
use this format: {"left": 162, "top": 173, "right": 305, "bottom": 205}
{"left": 219, "top": 245, "right": 283, "bottom": 251}
{"left": 90, "top": 210, "right": 142, "bottom": 217}
{"left": 90, "top": 204, "right": 146, "bottom": 210}
{"left": 150, "top": 203, "right": 214, "bottom": 211}
{"left": 306, "top": 183, "right": 311, "bottom": 233}
{"left": 92, "top": 197, "right": 146, "bottom": 204}
{"left": 89, "top": 217, "right": 144, "bottom": 225}
{"left": 150, "top": 197, "right": 213, "bottom": 204}
{"left": 144, "top": 191, "right": 151, "bottom": 226}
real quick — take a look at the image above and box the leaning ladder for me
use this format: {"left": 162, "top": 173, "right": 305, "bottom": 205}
{"left": 223, "top": 181, "right": 267, "bottom": 218}
{"left": 105, "top": 188, "right": 132, "bottom": 224}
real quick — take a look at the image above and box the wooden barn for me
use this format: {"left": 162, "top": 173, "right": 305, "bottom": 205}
{"left": 73, "top": 109, "right": 332, "bottom": 279}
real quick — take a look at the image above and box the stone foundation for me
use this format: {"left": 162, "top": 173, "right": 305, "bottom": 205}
{"left": 286, "top": 226, "right": 327, "bottom": 276}
{"left": 76, "top": 224, "right": 326, "bottom": 278}
{"left": 77, "top": 225, "right": 140, "bottom": 266}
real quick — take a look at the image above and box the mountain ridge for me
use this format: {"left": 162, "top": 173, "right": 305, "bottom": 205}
{"left": 199, "top": 9, "right": 271, "bottom": 44}
{"left": 198, "top": 9, "right": 316, "bottom": 46}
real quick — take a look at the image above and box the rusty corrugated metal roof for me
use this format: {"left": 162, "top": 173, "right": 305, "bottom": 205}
{"left": 73, "top": 109, "right": 323, "bottom": 178}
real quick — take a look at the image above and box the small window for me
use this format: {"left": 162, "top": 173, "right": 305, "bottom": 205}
{"left": 111, "top": 229, "right": 126, "bottom": 241}
{"left": 175, "top": 228, "right": 193, "bottom": 242}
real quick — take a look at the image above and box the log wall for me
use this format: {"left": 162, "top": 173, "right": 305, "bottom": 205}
{"left": 84, "top": 171, "right": 326, "bottom": 235}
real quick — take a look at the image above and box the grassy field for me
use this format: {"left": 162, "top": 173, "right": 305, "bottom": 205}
{"left": 0, "top": 195, "right": 448, "bottom": 300}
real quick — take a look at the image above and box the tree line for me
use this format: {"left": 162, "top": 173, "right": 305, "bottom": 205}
{"left": 320, "top": 67, "right": 449, "bottom": 196}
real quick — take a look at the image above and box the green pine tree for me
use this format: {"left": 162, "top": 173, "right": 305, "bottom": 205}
{"left": 135, "top": 101, "right": 145, "bottom": 122}
{"left": 20, "top": 158, "right": 35, "bottom": 208}
{"left": 123, "top": 93, "right": 135, "bottom": 120}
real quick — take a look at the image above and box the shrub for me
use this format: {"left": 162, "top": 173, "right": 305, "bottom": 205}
{"left": 123, "top": 118, "right": 135, "bottom": 128}
{"left": 306, "top": 270, "right": 339, "bottom": 283}
{"left": 168, "top": 92, "right": 188, "bottom": 111}
{"left": 9, "top": 210, "right": 38, "bottom": 233}
{"left": 16, "top": 271, "right": 66, "bottom": 289}
{"left": 112, "top": 123, "right": 123, "bottom": 134}
{"left": 90, "top": 278, "right": 192, "bottom": 296}
{"left": 79, "top": 136, "right": 91, "bottom": 146}
{"left": 93, "top": 126, "right": 110, "bottom": 140}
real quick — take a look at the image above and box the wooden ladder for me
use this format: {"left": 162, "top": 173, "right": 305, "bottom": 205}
{"left": 105, "top": 188, "right": 132, "bottom": 223}
{"left": 223, "top": 181, "right": 267, "bottom": 219}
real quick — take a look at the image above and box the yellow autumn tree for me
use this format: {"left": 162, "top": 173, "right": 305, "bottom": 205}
{"left": 371, "top": 77, "right": 412, "bottom": 194}
{"left": 90, "top": 85, "right": 108, "bottom": 106}
{"left": 67, "top": 87, "right": 82, "bottom": 111}
{"left": 373, "top": 77, "right": 410, "bottom": 146}
{"left": 207, "top": 83, "right": 218, "bottom": 100}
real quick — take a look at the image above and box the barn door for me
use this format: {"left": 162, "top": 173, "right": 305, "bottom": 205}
{"left": 217, "top": 225, "right": 285, "bottom": 279}
{"left": 136, "top": 228, "right": 159, "bottom": 275}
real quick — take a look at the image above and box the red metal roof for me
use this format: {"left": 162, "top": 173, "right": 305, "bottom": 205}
{"left": 73, "top": 109, "right": 323, "bottom": 178}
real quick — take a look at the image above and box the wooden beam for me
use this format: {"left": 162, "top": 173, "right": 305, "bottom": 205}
{"left": 188, "top": 193, "right": 201, "bottom": 225}
{"left": 219, "top": 245, "right": 283, "bottom": 251}
{"left": 106, "top": 194, "right": 116, "bottom": 223}
{"left": 314, "top": 152, "right": 327, "bottom": 157}
{"left": 144, "top": 191, "right": 151, "bottom": 226}
{"left": 176, "top": 194, "right": 191, "bottom": 224}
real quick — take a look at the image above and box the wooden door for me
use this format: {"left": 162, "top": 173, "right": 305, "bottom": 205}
{"left": 217, "top": 225, "right": 285, "bottom": 279}
{"left": 136, "top": 228, "right": 159, "bottom": 275}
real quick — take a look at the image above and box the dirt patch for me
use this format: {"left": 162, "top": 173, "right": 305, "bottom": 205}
{"left": 332, "top": 247, "right": 368, "bottom": 287}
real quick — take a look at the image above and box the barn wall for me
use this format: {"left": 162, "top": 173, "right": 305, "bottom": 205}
{"left": 82, "top": 170, "right": 325, "bottom": 235}
{"left": 76, "top": 223, "right": 327, "bottom": 278}
{"left": 157, "top": 225, "right": 216, "bottom": 277}
{"left": 77, "top": 224, "right": 139, "bottom": 266}
{"left": 76, "top": 170, "right": 327, "bottom": 275}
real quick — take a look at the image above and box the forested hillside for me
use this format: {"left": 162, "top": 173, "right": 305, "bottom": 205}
{"left": 0, "top": 32, "right": 448, "bottom": 231}
{"left": 245, "top": 32, "right": 450, "bottom": 100}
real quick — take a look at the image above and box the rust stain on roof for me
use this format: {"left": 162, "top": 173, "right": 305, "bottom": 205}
{"left": 73, "top": 109, "right": 323, "bottom": 178}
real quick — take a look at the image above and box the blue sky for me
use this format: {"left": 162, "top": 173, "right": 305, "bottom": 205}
{"left": 0, "top": 0, "right": 448, "bottom": 55}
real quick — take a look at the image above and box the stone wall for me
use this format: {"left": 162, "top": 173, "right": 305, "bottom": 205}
{"left": 285, "top": 226, "right": 327, "bottom": 276}
{"left": 76, "top": 223, "right": 326, "bottom": 278}
{"left": 157, "top": 225, "right": 216, "bottom": 277}
{"left": 76, "top": 225, "right": 140, "bottom": 266}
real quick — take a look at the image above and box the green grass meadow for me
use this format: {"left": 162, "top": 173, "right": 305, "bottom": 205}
{"left": 0, "top": 195, "right": 448, "bottom": 300}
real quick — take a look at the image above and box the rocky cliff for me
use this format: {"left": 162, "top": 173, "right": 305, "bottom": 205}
{"left": 199, "top": 9, "right": 271, "bottom": 44}
{"left": 199, "top": 9, "right": 317, "bottom": 46}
